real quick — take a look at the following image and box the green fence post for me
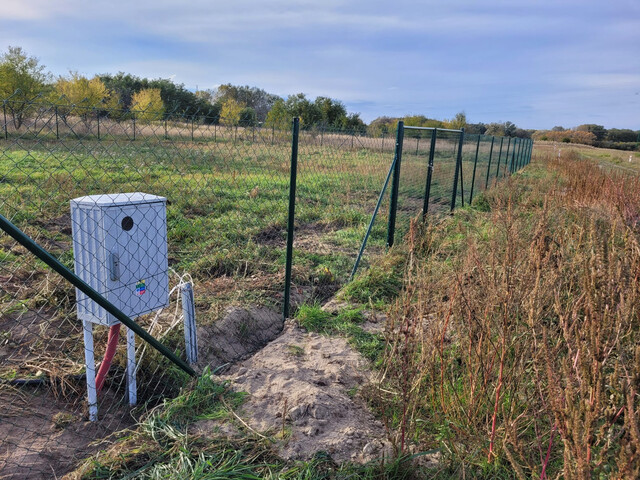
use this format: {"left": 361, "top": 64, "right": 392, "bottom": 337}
{"left": 510, "top": 138, "right": 518, "bottom": 173}
{"left": 485, "top": 136, "right": 495, "bottom": 190}
{"left": 422, "top": 128, "right": 437, "bottom": 220}
{"left": 283, "top": 117, "right": 300, "bottom": 320}
{"left": 55, "top": 105, "right": 59, "bottom": 140}
{"left": 517, "top": 138, "right": 524, "bottom": 170}
{"left": 132, "top": 113, "right": 136, "bottom": 141}
{"left": 495, "top": 136, "right": 504, "bottom": 180}
{"left": 387, "top": 120, "right": 404, "bottom": 247}
{"left": 469, "top": 134, "right": 481, "bottom": 203}
{"left": 451, "top": 128, "right": 465, "bottom": 211}
{"left": 502, "top": 137, "right": 511, "bottom": 177}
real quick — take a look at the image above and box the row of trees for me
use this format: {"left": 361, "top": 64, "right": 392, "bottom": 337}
{"left": 2, "top": 46, "right": 637, "bottom": 148}
{"left": 0, "top": 46, "right": 366, "bottom": 130}
{"left": 533, "top": 124, "right": 640, "bottom": 150}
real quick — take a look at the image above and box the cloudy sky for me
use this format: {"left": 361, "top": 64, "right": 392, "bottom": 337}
{"left": 1, "top": 0, "right": 639, "bottom": 129}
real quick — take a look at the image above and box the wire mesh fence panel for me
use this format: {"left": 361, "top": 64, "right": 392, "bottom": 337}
{"left": 0, "top": 99, "right": 292, "bottom": 478}
{"left": 292, "top": 127, "right": 396, "bottom": 304}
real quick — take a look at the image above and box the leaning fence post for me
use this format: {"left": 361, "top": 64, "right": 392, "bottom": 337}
{"left": 386, "top": 121, "right": 404, "bottom": 247}
{"left": 450, "top": 128, "right": 465, "bottom": 211}
{"left": 283, "top": 117, "right": 300, "bottom": 320}
{"left": 469, "top": 134, "right": 481, "bottom": 203}
{"left": 422, "top": 128, "right": 437, "bottom": 220}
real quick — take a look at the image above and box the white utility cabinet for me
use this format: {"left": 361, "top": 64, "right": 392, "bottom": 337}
{"left": 70, "top": 192, "right": 169, "bottom": 326}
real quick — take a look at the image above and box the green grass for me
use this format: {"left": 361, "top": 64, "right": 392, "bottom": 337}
{"left": 295, "top": 304, "right": 385, "bottom": 365}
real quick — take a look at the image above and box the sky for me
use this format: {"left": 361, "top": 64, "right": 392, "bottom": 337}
{"left": 1, "top": 0, "right": 639, "bottom": 129}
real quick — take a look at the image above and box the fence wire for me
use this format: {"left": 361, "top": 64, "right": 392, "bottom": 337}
{"left": 0, "top": 98, "right": 532, "bottom": 479}
{"left": 0, "top": 99, "right": 294, "bottom": 479}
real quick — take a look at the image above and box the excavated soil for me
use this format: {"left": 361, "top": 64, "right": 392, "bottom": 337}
{"left": 194, "top": 319, "right": 392, "bottom": 464}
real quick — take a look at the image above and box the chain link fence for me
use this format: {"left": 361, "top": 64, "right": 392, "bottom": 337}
{"left": 0, "top": 98, "right": 531, "bottom": 478}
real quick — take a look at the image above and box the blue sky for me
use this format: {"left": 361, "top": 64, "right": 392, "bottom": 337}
{"left": 1, "top": 0, "right": 639, "bottom": 129}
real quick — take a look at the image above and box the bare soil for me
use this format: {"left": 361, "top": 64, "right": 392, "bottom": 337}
{"left": 0, "top": 388, "right": 132, "bottom": 480}
{"left": 195, "top": 319, "right": 392, "bottom": 464}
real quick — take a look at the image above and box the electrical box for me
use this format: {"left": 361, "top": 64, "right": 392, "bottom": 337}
{"left": 71, "top": 193, "right": 169, "bottom": 326}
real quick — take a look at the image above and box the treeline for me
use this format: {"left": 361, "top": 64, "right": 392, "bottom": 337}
{"left": 2, "top": 46, "right": 637, "bottom": 150}
{"left": 533, "top": 125, "right": 640, "bottom": 151}
{"left": 0, "top": 46, "right": 365, "bottom": 130}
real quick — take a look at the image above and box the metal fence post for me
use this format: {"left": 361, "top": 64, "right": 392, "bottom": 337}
{"left": 450, "top": 128, "right": 465, "bottom": 211}
{"left": 55, "top": 105, "right": 59, "bottom": 140}
{"left": 485, "top": 136, "right": 495, "bottom": 190}
{"left": 164, "top": 118, "right": 168, "bottom": 140}
{"left": 510, "top": 138, "right": 517, "bottom": 173}
{"left": 469, "top": 134, "right": 481, "bottom": 203}
{"left": 386, "top": 121, "right": 404, "bottom": 247}
{"left": 191, "top": 116, "right": 195, "bottom": 141}
{"left": 132, "top": 113, "right": 136, "bottom": 141}
{"left": 283, "top": 117, "right": 300, "bottom": 320}
{"left": 503, "top": 137, "right": 511, "bottom": 177}
{"left": 422, "top": 128, "right": 437, "bottom": 220}
{"left": 495, "top": 137, "right": 504, "bottom": 180}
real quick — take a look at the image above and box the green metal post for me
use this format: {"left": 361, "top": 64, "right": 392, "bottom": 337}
{"left": 0, "top": 213, "right": 196, "bottom": 377}
{"left": 469, "top": 134, "right": 481, "bottom": 203}
{"left": 55, "top": 105, "right": 59, "bottom": 140}
{"left": 132, "top": 114, "right": 136, "bottom": 141}
{"left": 351, "top": 155, "right": 398, "bottom": 280}
{"left": 386, "top": 121, "right": 404, "bottom": 247}
{"left": 503, "top": 137, "right": 511, "bottom": 177}
{"left": 283, "top": 117, "right": 300, "bottom": 320}
{"left": 495, "top": 137, "right": 504, "bottom": 180}
{"left": 517, "top": 138, "right": 524, "bottom": 169}
{"left": 510, "top": 138, "right": 518, "bottom": 173}
{"left": 422, "top": 128, "right": 437, "bottom": 219}
{"left": 191, "top": 117, "right": 195, "bottom": 141}
{"left": 485, "top": 136, "right": 495, "bottom": 189}
{"left": 451, "top": 128, "right": 465, "bottom": 211}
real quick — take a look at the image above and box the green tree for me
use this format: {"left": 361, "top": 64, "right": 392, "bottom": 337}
{"left": 447, "top": 111, "right": 467, "bottom": 130}
{"left": 214, "top": 84, "right": 279, "bottom": 122}
{"left": 576, "top": 124, "right": 607, "bottom": 142}
{"left": 131, "top": 88, "right": 164, "bottom": 122}
{"left": 238, "top": 106, "right": 257, "bottom": 127}
{"left": 55, "top": 73, "right": 119, "bottom": 121}
{"left": 0, "top": 46, "right": 50, "bottom": 128}
{"left": 265, "top": 98, "right": 289, "bottom": 130}
{"left": 220, "top": 98, "right": 244, "bottom": 126}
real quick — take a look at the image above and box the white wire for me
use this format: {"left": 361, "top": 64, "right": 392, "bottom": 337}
{"left": 134, "top": 268, "right": 194, "bottom": 373}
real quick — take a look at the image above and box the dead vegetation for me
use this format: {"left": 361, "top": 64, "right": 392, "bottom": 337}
{"left": 376, "top": 150, "right": 640, "bottom": 478}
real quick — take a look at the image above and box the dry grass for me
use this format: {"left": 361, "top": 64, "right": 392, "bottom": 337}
{"left": 377, "top": 150, "right": 640, "bottom": 478}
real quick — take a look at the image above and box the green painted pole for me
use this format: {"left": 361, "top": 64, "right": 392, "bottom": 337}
{"left": 503, "top": 137, "right": 511, "bottom": 177}
{"left": 485, "top": 136, "right": 495, "bottom": 190}
{"left": 351, "top": 155, "right": 398, "bottom": 280}
{"left": 283, "top": 117, "right": 300, "bottom": 320}
{"left": 469, "top": 134, "right": 481, "bottom": 203}
{"left": 0, "top": 213, "right": 196, "bottom": 377}
{"left": 495, "top": 136, "right": 504, "bottom": 180}
{"left": 386, "top": 121, "right": 404, "bottom": 247}
{"left": 450, "top": 128, "right": 465, "bottom": 211}
{"left": 422, "top": 128, "right": 437, "bottom": 219}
